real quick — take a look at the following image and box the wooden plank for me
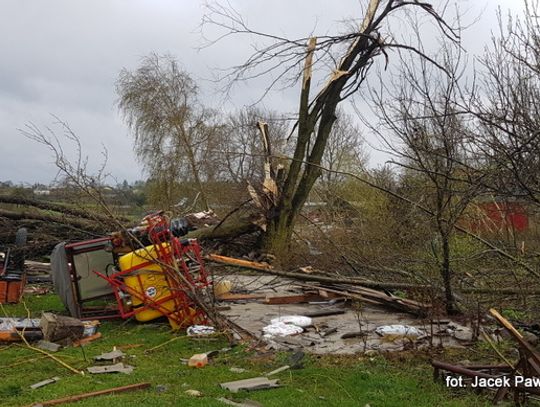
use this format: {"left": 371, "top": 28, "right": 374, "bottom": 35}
{"left": 216, "top": 293, "right": 266, "bottom": 301}
{"left": 264, "top": 293, "right": 343, "bottom": 305}
{"left": 489, "top": 309, "right": 523, "bottom": 338}
{"left": 490, "top": 308, "right": 540, "bottom": 367}
{"left": 206, "top": 254, "right": 272, "bottom": 271}
{"left": 28, "top": 382, "right": 150, "bottom": 406}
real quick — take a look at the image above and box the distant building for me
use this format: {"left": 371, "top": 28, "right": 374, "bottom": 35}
{"left": 467, "top": 199, "right": 528, "bottom": 233}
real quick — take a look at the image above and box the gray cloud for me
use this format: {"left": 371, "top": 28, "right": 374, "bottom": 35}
{"left": 0, "top": 0, "right": 523, "bottom": 184}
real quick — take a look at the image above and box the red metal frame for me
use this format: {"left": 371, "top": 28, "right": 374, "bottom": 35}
{"left": 94, "top": 213, "right": 210, "bottom": 328}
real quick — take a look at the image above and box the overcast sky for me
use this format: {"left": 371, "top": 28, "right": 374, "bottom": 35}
{"left": 0, "top": 0, "right": 522, "bottom": 185}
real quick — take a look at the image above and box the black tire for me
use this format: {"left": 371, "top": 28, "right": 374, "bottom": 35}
{"left": 15, "top": 228, "right": 27, "bottom": 246}
{"left": 13, "top": 228, "right": 27, "bottom": 271}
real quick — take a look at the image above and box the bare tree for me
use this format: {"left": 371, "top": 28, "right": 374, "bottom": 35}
{"left": 117, "top": 54, "right": 219, "bottom": 211}
{"left": 468, "top": 1, "right": 540, "bottom": 204}
{"left": 369, "top": 41, "right": 484, "bottom": 313}
{"left": 320, "top": 109, "right": 368, "bottom": 189}
{"left": 203, "top": 0, "right": 457, "bottom": 256}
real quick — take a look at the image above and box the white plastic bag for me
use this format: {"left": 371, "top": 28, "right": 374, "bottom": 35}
{"left": 262, "top": 321, "right": 304, "bottom": 338}
{"left": 375, "top": 325, "right": 424, "bottom": 339}
{"left": 187, "top": 325, "right": 216, "bottom": 336}
{"left": 270, "top": 315, "right": 312, "bottom": 328}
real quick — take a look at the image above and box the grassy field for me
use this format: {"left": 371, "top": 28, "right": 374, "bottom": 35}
{"left": 0, "top": 294, "right": 496, "bottom": 407}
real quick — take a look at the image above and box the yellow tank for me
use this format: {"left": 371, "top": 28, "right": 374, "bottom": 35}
{"left": 119, "top": 244, "right": 178, "bottom": 323}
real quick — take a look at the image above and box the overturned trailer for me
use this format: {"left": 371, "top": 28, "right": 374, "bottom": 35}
{"left": 50, "top": 213, "right": 211, "bottom": 329}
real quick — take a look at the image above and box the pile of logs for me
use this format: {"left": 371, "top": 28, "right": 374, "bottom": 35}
{"left": 0, "top": 195, "right": 118, "bottom": 258}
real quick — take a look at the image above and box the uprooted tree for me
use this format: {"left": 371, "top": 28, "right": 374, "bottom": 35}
{"left": 203, "top": 0, "right": 457, "bottom": 256}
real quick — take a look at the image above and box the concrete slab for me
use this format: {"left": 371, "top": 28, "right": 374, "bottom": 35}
{"left": 218, "top": 274, "right": 463, "bottom": 354}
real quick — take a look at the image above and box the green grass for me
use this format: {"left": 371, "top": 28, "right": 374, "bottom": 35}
{"left": 0, "top": 294, "right": 494, "bottom": 407}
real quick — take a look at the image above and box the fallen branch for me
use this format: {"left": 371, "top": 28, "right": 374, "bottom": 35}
{"left": 206, "top": 254, "right": 429, "bottom": 315}
{"left": 206, "top": 254, "right": 428, "bottom": 290}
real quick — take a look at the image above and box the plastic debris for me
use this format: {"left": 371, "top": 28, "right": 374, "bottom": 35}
{"left": 375, "top": 325, "right": 424, "bottom": 340}
{"left": 262, "top": 321, "right": 303, "bottom": 338}
{"left": 185, "top": 389, "right": 203, "bottom": 397}
{"left": 188, "top": 353, "right": 208, "bottom": 368}
{"left": 187, "top": 325, "right": 216, "bottom": 336}
{"left": 270, "top": 315, "right": 312, "bottom": 328}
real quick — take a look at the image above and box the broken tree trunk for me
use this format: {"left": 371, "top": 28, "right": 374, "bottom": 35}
{"left": 186, "top": 218, "right": 257, "bottom": 240}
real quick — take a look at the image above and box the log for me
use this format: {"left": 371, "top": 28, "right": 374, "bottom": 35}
{"left": 186, "top": 219, "right": 257, "bottom": 240}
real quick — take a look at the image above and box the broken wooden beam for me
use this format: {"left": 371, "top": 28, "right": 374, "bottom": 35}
{"left": 264, "top": 293, "right": 343, "bottom": 305}
{"left": 28, "top": 382, "right": 150, "bottom": 406}
{"left": 216, "top": 293, "right": 266, "bottom": 301}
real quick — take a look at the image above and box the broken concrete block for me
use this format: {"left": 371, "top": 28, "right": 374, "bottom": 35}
{"left": 87, "top": 362, "right": 134, "bottom": 374}
{"left": 36, "top": 340, "right": 61, "bottom": 352}
{"left": 94, "top": 349, "right": 124, "bottom": 362}
{"left": 40, "top": 312, "right": 84, "bottom": 343}
{"left": 30, "top": 376, "right": 60, "bottom": 389}
{"left": 220, "top": 377, "right": 280, "bottom": 393}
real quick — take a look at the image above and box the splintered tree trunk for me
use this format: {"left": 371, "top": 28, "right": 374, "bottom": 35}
{"left": 258, "top": 3, "right": 384, "bottom": 256}
{"left": 260, "top": 213, "right": 293, "bottom": 256}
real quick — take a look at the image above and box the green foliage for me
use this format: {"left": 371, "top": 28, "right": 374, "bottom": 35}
{"left": 501, "top": 308, "right": 528, "bottom": 321}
